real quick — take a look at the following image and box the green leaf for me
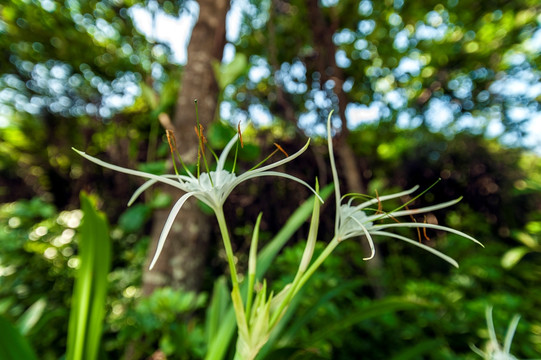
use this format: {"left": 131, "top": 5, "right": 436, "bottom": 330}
{"left": 256, "top": 184, "right": 334, "bottom": 281}
{"left": 213, "top": 53, "right": 248, "bottom": 90}
{"left": 525, "top": 221, "right": 541, "bottom": 235}
{"left": 138, "top": 160, "right": 167, "bottom": 175}
{"left": 265, "top": 280, "right": 362, "bottom": 353}
{"left": 66, "top": 192, "right": 112, "bottom": 360}
{"left": 148, "top": 191, "right": 172, "bottom": 209}
{"left": 205, "top": 277, "right": 230, "bottom": 346}
{"left": 16, "top": 298, "right": 47, "bottom": 336}
{"left": 263, "top": 347, "right": 329, "bottom": 360}
{"left": 501, "top": 246, "right": 530, "bottom": 269}
{"left": 513, "top": 231, "right": 538, "bottom": 248}
{"left": 118, "top": 204, "right": 151, "bottom": 233}
{"left": 0, "top": 315, "right": 38, "bottom": 360}
{"left": 208, "top": 122, "right": 237, "bottom": 149}
{"left": 238, "top": 144, "right": 261, "bottom": 162}
{"left": 308, "top": 297, "right": 430, "bottom": 343}
{"left": 391, "top": 339, "right": 445, "bottom": 360}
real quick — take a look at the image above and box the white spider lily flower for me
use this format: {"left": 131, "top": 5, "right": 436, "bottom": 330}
{"left": 326, "top": 112, "right": 482, "bottom": 267}
{"left": 73, "top": 132, "right": 321, "bottom": 270}
{"left": 471, "top": 306, "right": 521, "bottom": 360}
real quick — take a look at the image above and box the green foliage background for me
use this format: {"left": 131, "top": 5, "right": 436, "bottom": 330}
{"left": 1, "top": 0, "right": 540, "bottom": 359}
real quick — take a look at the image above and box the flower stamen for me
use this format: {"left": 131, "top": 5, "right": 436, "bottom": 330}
{"left": 423, "top": 216, "right": 431, "bottom": 242}
{"left": 232, "top": 122, "right": 242, "bottom": 173}
{"left": 375, "top": 189, "right": 383, "bottom": 215}
{"left": 405, "top": 204, "right": 422, "bottom": 243}
{"left": 194, "top": 99, "right": 213, "bottom": 187}
{"left": 249, "top": 144, "right": 289, "bottom": 171}
{"left": 166, "top": 129, "right": 192, "bottom": 178}
{"left": 371, "top": 190, "right": 401, "bottom": 224}
{"left": 166, "top": 129, "right": 177, "bottom": 154}
{"left": 194, "top": 125, "right": 202, "bottom": 179}
{"left": 274, "top": 143, "right": 289, "bottom": 157}
{"left": 166, "top": 129, "right": 180, "bottom": 177}
{"left": 238, "top": 122, "right": 244, "bottom": 148}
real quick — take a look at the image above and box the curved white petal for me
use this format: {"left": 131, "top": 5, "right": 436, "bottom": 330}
{"left": 149, "top": 192, "right": 194, "bottom": 270}
{"left": 188, "top": 190, "right": 217, "bottom": 210}
{"left": 327, "top": 113, "right": 342, "bottom": 236}
{"left": 233, "top": 170, "right": 323, "bottom": 203}
{"left": 365, "top": 197, "right": 462, "bottom": 222}
{"left": 216, "top": 133, "right": 240, "bottom": 171}
{"left": 73, "top": 148, "right": 188, "bottom": 190}
{"left": 350, "top": 216, "right": 375, "bottom": 260}
{"left": 373, "top": 222, "right": 484, "bottom": 247}
{"left": 128, "top": 174, "right": 201, "bottom": 206}
{"left": 486, "top": 306, "right": 500, "bottom": 351}
{"left": 339, "top": 227, "right": 363, "bottom": 240}
{"left": 173, "top": 174, "right": 197, "bottom": 182}
{"left": 252, "top": 139, "right": 311, "bottom": 174}
{"left": 371, "top": 231, "right": 459, "bottom": 268}
{"left": 469, "top": 344, "right": 486, "bottom": 358}
{"left": 128, "top": 179, "right": 159, "bottom": 206}
{"left": 503, "top": 315, "right": 521, "bottom": 354}
{"left": 351, "top": 185, "right": 420, "bottom": 209}
{"left": 150, "top": 173, "right": 194, "bottom": 183}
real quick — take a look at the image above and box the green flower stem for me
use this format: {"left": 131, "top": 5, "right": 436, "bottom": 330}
{"left": 215, "top": 207, "right": 250, "bottom": 360}
{"left": 215, "top": 207, "right": 241, "bottom": 292}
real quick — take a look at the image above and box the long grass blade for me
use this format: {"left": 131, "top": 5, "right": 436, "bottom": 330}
{"left": 66, "top": 192, "right": 111, "bottom": 360}
{"left": 0, "top": 316, "right": 38, "bottom": 360}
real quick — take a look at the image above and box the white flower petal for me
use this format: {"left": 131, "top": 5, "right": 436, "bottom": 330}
{"left": 365, "top": 197, "right": 462, "bottom": 222}
{"left": 128, "top": 179, "right": 159, "bottom": 206}
{"left": 252, "top": 139, "right": 311, "bottom": 174}
{"left": 469, "top": 344, "right": 486, "bottom": 358}
{"left": 327, "top": 113, "right": 342, "bottom": 236}
{"left": 73, "top": 148, "right": 188, "bottom": 190}
{"left": 160, "top": 173, "right": 196, "bottom": 182}
{"left": 486, "top": 306, "right": 500, "bottom": 351}
{"left": 373, "top": 222, "right": 484, "bottom": 247}
{"left": 217, "top": 133, "right": 240, "bottom": 171}
{"left": 350, "top": 216, "right": 375, "bottom": 260}
{"left": 371, "top": 231, "right": 459, "bottom": 267}
{"left": 176, "top": 174, "right": 198, "bottom": 182}
{"left": 234, "top": 170, "right": 323, "bottom": 203}
{"left": 503, "top": 315, "right": 521, "bottom": 354}
{"left": 149, "top": 192, "right": 194, "bottom": 270}
{"left": 128, "top": 174, "right": 200, "bottom": 206}
{"left": 351, "top": 185, "right": 419, "bottom": 209}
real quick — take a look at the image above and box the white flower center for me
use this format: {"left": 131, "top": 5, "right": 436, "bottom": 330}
{"left": 339, "top": 204, "right": 373, "bottom": 234}
{"left": 186, "top": 170, "right": 237, "bottom": 193}
{"left": 491, "top": 352, "right": 516, "bottom": 360}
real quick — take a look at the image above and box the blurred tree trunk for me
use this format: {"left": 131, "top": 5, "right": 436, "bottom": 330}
{"left": 142, "top": 0, "right": 229, "bottom": 295}
{"left": 306, "top": 0, "right": 385, "bottom": 297}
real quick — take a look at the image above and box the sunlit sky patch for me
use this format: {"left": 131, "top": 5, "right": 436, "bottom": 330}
{"left": 346, "top": 102, "right": 381, "bottom": 128}
{"left": 129, "top": 1, "right": 198, "bottom": 64}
